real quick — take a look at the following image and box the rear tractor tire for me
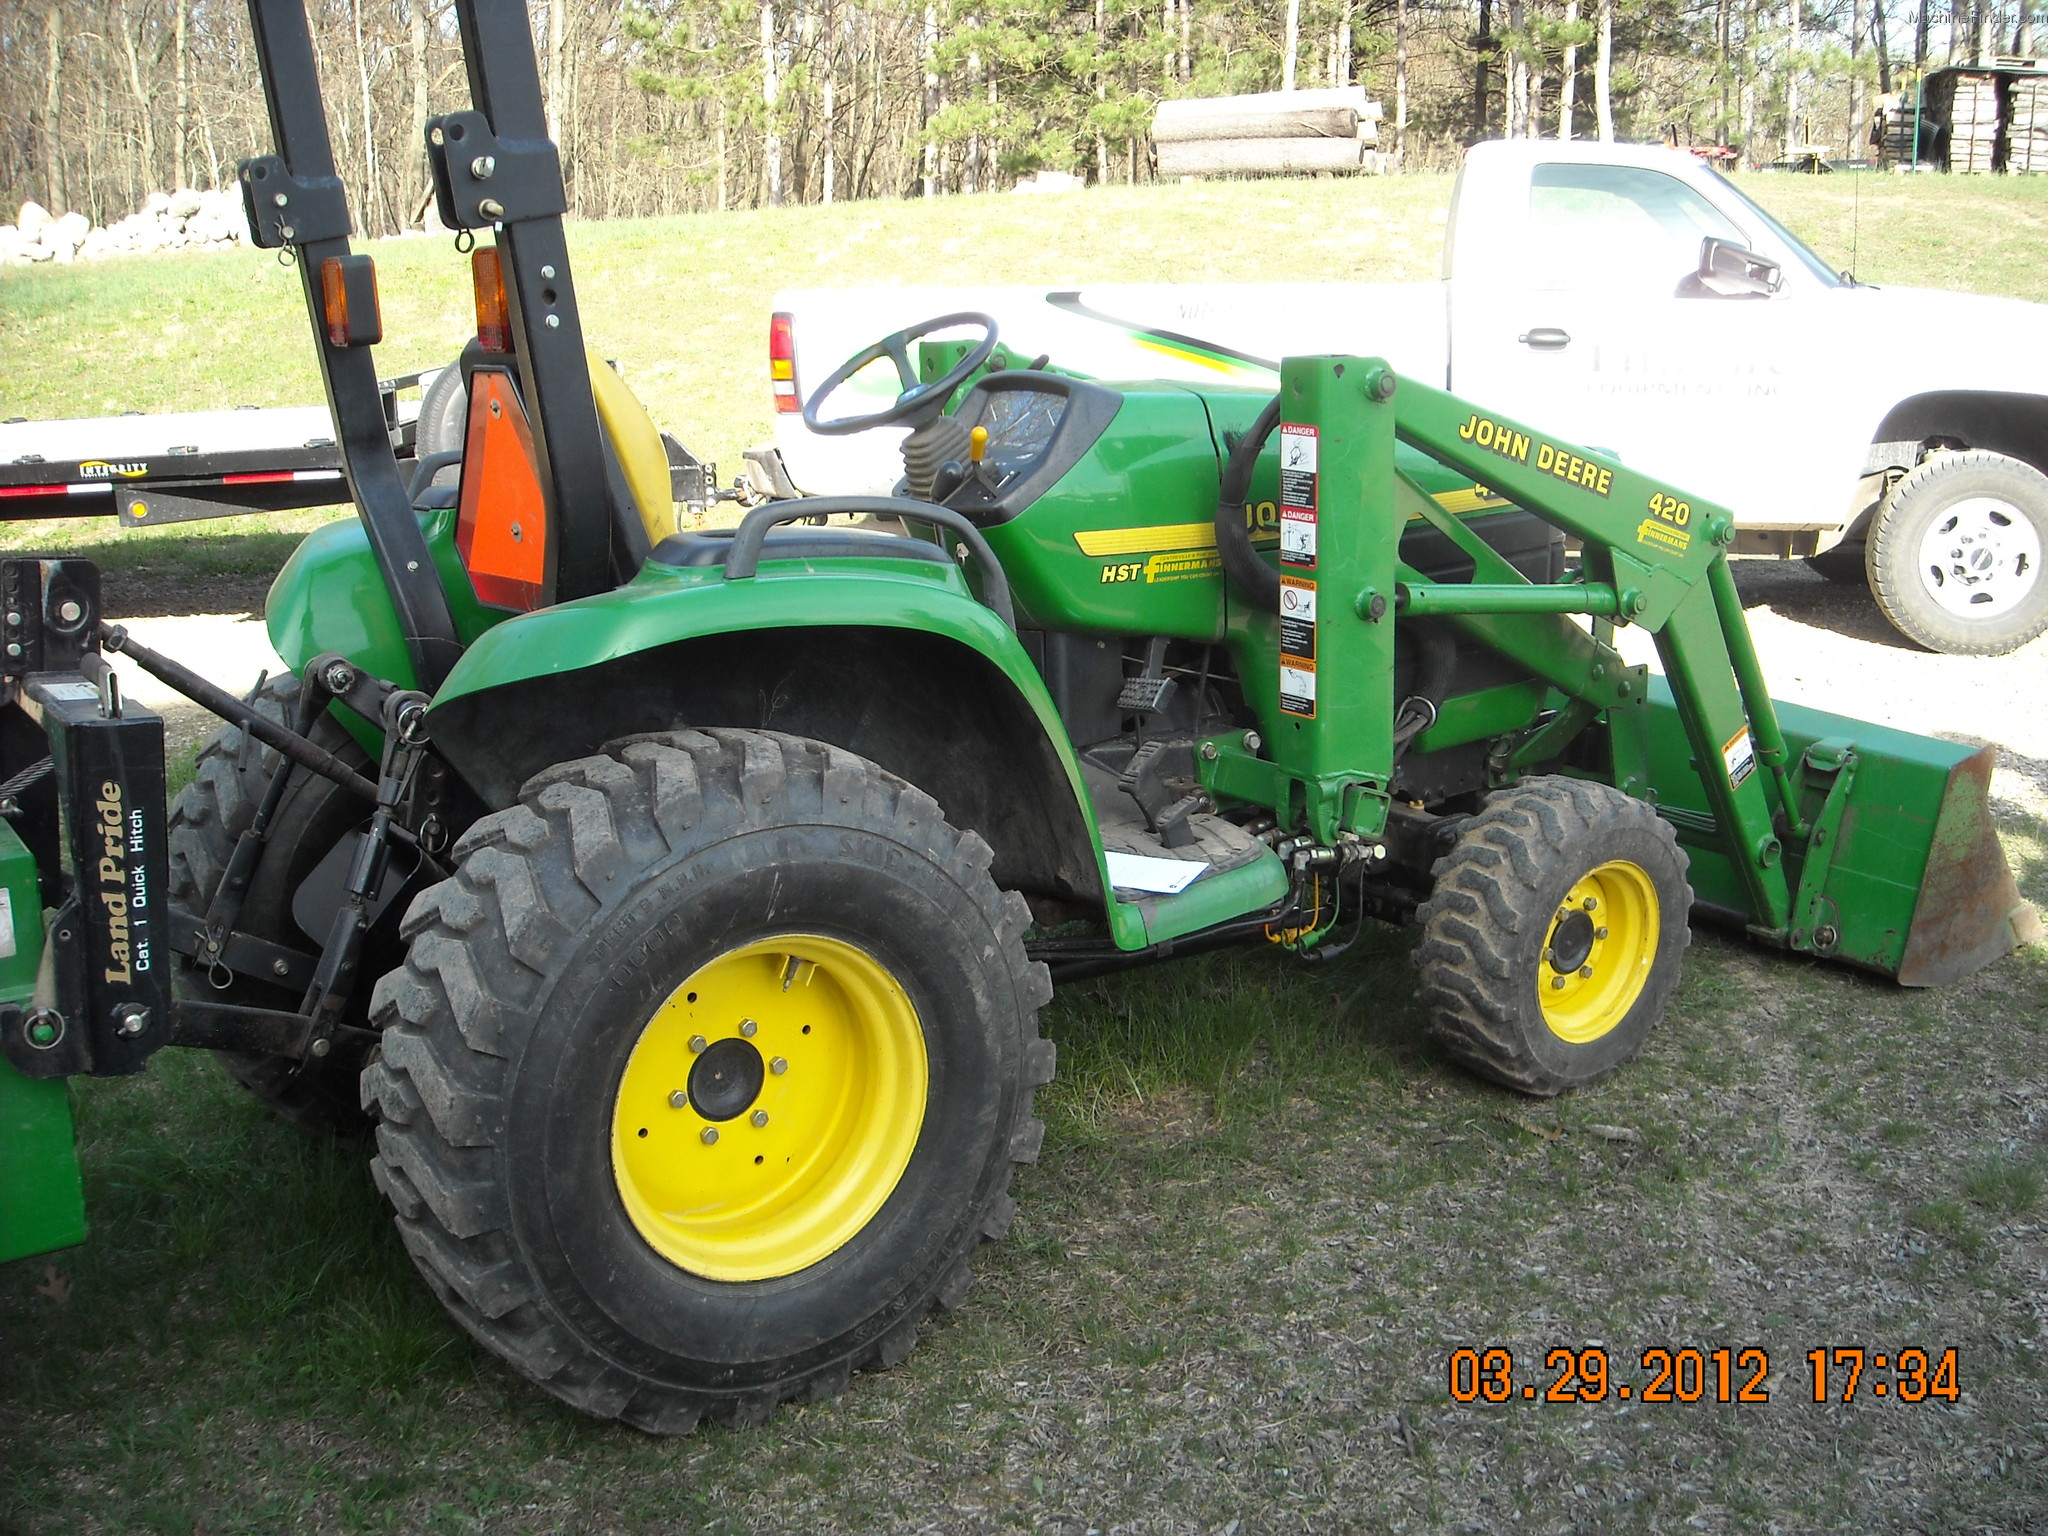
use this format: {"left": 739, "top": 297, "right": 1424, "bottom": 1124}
{"left": 360, "top": 728, "right": 1055, "bottom": 1432}
{"left": 168, "top": 672, "right": 379, "bottom": 1134}
{"left": 1413, "top": 777, "right": 1691, "bottom": 1097}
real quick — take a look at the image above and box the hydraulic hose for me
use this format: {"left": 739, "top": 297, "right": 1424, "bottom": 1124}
{"left": 1214, "top": 395, "right": 1283, "bottom": 613}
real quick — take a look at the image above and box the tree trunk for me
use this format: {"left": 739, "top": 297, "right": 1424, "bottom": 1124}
{"left": 822, "top": 0, "right": 837, "bottom": 204}
{"left": 174, "top": 0, "right": 189, "bottom": 188}
{"left": 410, "top": 0, "right": 431, "bottom": 222}
{"left": 1850, "top": 0, "right": 1865, "bottom": 159}
{"left": 1596, "top": 0, "right": 1615, "bottom": 140}
{"left": 1179, "top": 0, "right": 1191, "bottom": 84}
{"left": 1475, "top": 0, "right": 1493, "bottom": 138}
{"left": 925, "top": 3, "right": 941, "bottom": 196}
{"left": 1093, "top": 0, "right": 1108, "bottom": 181}
{"left": 1284, "top": 0, "right": 1301, "bottom": 90}
{"left": 41, "top": 2, "right": 65, "bottom": 214}
{"left": 1718, "top": 0, "right": 1731, "bottom": 138}
{"left": 118, "top": 3, "right": 161, "bottom": 190}
{"left": 1338, "top": 5, "right": 1353, "bottom": 87}
{"left": 1873, "top": 0, "right": 1893, "bottom": 93}
{"left": 1396, "top": 0, "right": 1410, "bottom": 165}
{"left": 1562, "top": 0, "right": 1579, "bottom": 138}
{"left": 1914, "top": 0, "right": 1928, "bottom": 68}
{"left": 1741, "top": 0, "right": 1758, "bottom": 165}
{"left": 762, "top": 1, "right": 782, "bottom": 207}
{"left": 1507, "top": 0, "right": 1527, "bottom": 137}
{"left": 1785, "top": 0, "right": 1800, "bottom": 156}
{"left": 349, "top": 0, "right": 379, "bottom": 232}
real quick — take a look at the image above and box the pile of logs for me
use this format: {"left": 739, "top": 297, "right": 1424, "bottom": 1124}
{"left": 2011, "top": 76, "right": 2048, "bottom": 173}
{"left": 1153, "top": 88, "right": 1384, "bottom": 179}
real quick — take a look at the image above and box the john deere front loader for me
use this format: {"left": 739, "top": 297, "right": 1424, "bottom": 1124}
{"left": 2, "top": 0, "right": 2037, "bottom": 1432}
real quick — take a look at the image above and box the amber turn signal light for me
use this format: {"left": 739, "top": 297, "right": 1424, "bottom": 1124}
{"left": 319, "top": 255, "right": 382, "bottom": 348}
{"left": 472, "top": 246, "right": 512, "bottom": 353}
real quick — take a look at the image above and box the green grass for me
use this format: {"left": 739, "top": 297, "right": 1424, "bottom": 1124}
{"left": 5, "top": 172, "right": 2048, "bottom": 1533}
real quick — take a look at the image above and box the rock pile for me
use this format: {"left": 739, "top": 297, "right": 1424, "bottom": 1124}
{"left": 0, "top": 188, "right": 253, "bottom": 265}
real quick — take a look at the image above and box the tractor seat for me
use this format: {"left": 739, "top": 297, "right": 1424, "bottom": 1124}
{"left": 650, "top": 526, "right": 955, "bottom": 569}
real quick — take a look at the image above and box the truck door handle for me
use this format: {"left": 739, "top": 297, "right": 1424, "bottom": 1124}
{"left": 1518, "top": 328, "right": 1571, "bottom": 351}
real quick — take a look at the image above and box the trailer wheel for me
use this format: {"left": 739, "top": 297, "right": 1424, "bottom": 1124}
{"left": 1413, "top": 777, "right": 1691, "bottom": 1097}
{"left": 168, "top": 673, "right": 378, "bottom": 1133}
{"left": 1866, "top": 451, "right": 2048, "bottom": 655}
{"left": 360, "top": 729, "right": 1053, "bottom": 1432}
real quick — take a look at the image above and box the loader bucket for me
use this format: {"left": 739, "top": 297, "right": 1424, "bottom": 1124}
{"left": 1636, "top": 685, "right": 2042, "bottom": 984}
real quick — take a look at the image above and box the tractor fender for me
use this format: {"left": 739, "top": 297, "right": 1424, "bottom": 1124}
{"left": 423, "top": 564, "right": 1111, "bottom": 913}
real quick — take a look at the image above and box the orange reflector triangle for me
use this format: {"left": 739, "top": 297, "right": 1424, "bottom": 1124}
{"left": 455, "top": 368, "right": 549, "bottom": 611}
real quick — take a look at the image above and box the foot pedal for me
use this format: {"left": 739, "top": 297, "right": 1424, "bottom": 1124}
{"left": 1118, "top": 635, "right": 1178, "bottom": 717}
{"left": 1119, "top": 741, "right": 1204, "bottom": 850}
{"left": 1117, "top": 674, "right": 1178, "bottom": 714}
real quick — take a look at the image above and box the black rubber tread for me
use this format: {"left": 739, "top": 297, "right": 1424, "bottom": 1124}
{"left": 167, "top": 672, "right": 377, "bottom": 1133}
{"left": 1412, "top": 775, "right": 1692, "bottom": 1098}
{"left": 360, "top": 727, "right": 1054, "bottom": 1433}
{"left": 1866, "top": 450, "right": 2048, "bottom": 656}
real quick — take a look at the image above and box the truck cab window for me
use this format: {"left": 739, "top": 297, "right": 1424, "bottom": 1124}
{"left": 1526, "top": 163, "right": 1746, "bottom": 293}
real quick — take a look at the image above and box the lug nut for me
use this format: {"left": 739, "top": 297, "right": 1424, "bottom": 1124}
{"left": 751, "top": 1110, "right": 769, "bottom": 1128}
{"left": 688, "top": 1034, "right": 708, "bottom": 1053}
{"left": 1583, "top": 896, "right": 1599, "bottom": 911}
{"left": 1551, "top": 976, "right": 1567, "bottom": 990}
{"left": 1595, "top": 926, "right": 1609, "bottom": 940}
{"left": 700, "top": 1127, "right": 719, "bottom": 1145}
{"left": 739, "top": 1019, "right": 758, "bottom": 1038}
{"left": 1579, "top": 966, "right": 1594, "bottom": 979}
{"left": 770, "top": 1056, "right": 788, "bottom": 1075}
{"left": 669, "top": 1090, "right": 688, "bottom": 1109}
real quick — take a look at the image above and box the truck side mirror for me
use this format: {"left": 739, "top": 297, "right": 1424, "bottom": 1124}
{"left": 1697, "top": 236, "right": 1782, "bottom": 297}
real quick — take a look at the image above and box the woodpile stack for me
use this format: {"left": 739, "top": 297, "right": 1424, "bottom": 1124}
{"left": 1944, "top": 73, "right": 2003, "bottom": 172}
{"left": 2010, "top": 77, "right": 2048, "bottom": 173}
{"left": 1153, "top": 88, "right": 1385, "bottom": 179}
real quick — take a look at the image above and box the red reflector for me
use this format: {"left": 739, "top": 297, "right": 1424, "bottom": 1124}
{"left": 473, "top": 247, "right": 512, "bottom": 354}
{"left": 455, "top": 368, "right": 548, "bottom": 611}
{"left": 770, "top": 311, "right": 800, "bottom": 414}
{"left": 0, "top": 485, "right": 66, "bottom": 498}
{"left": 222, "top": 471, "right": 295, "bottom": 485}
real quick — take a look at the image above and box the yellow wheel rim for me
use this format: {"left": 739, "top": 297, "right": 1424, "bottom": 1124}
{"left": 1538, "top": 861, "right": 1660, "bottom": 1045}
{"left": 610, "top": 934, "right": 928, "bottom": 1282}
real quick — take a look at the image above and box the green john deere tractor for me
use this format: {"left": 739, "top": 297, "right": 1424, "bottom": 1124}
{"left": 2, "top": 0, "right": 2038, "bottom": 1435}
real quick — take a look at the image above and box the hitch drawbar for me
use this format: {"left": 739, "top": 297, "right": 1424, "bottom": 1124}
{"left": 0, "top": 559, "right": 172, "bottom": 1078}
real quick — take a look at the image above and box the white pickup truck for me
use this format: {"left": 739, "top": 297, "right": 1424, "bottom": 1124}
{"left": 769, "top": 139, "right": 2048, "bottom": 656}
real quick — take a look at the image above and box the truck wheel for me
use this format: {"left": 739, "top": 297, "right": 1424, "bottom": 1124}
{"left": 1866, "top": 451, "right": 2048, "bottom": 655}
{"left": 1413, "top": 777, "right": 1691, "bottom": 1097}
{"left": 168, "top": 673, "right": 378, "bottom": 1133}
{"left": 360, "top": 729, "right": 1054, "bottom": 1432}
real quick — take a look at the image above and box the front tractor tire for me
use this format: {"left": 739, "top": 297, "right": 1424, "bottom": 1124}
{"left": 1413, "top": 777, "right": 1691, "bottom": 1097}
{"left": 360, "top": 729, "right": 1054, "bottom": 1432}
{"left": 1866, "top": 450, "right": 2048, "bottom": 656}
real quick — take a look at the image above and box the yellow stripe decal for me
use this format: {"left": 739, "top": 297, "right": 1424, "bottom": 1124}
{"left": 1431, "top": 486, "right": 1513, "bottom": 514}
{"left": 1074, "top": 522, "right": 1219, "bottom": 557}
{"left": 1132, "top": 338, "right": 1244, "bottom": 375}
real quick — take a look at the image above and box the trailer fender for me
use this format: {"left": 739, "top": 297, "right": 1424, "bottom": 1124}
{"left": 423, "top": 569, "right": 1108, "bottom": 910}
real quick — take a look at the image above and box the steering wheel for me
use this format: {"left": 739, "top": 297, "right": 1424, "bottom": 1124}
{"left": 801, "top": 312, "right": 999, "bottom": 437}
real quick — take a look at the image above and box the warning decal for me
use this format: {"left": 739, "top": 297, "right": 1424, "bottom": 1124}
{"left": 1278, "top": 424, "right": 1318, "bottom": 508}
{"left": 1280, "top": 660, "right": 1317, "bottom": 719}
{"left": 1722, "top": 727, "right": 1757, "bottom": 789}
{"left": 1279, "top": 575, "right": 1317, "bottom": 662}
{"left": 1278, "top": 423, "right": 1318, "bottom": 568}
